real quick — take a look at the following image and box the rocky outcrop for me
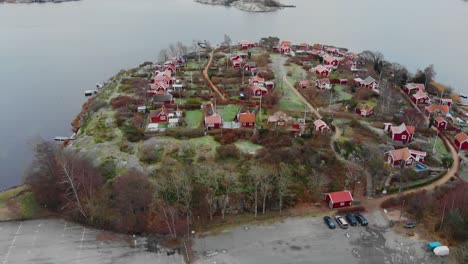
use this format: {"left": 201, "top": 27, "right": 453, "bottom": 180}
{"left": 194, "top": 0, "right": 285, "bottom": 12}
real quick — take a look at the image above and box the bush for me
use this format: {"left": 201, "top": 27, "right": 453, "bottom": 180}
{"left": 98, "top": 159, "right": 117, "bottom": 180}
{"left": 186, "top": 98, "right": 202, "bottom": 105}
{"left": 336, "top": 206, "right": 365, "bottom": 214}
{"left": 216, "top": 144, "right": 240, "bottom": 160}
{"left": 89, "top": 99, "right": 108, "bottom": 113}
{"left": 139, "top": 144, "right": 163, "bottom": 164}
{"left": 122, "top": 124, "right": 144, "bottom": 142}
{"left": 164, "top": 128, "right": 205, "bottom": 139}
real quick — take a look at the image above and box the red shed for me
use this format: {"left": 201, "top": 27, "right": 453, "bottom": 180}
{"left": 326, "top": 191, "right": 353, "bottom": 209}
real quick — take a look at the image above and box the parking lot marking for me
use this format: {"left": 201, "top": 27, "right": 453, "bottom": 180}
{"left": 75, "top": 227, "right": 86, "bottom": 263}
{"left": 2, "top": 222, "right": 22, "bottom": 264}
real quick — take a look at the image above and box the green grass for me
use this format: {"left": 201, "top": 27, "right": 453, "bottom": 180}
{"left": 217, "top": 104, "right": 240, "bottom": 121}
{"left": 17, "top": 192, "right": 41, "bottom": 219}
{"left": 429, "top": 137, "right": 450, "bottom": 159}
{"left": 186, "top": 60, "right": 207, "bottom": 70}
{"left": 188, "top": 136, "right": 220, "bottom": 158}
{"left": 235, "top": 141, "right": 263, "bottom": 154}
{"left": 185, "top": 110, "right": 203, "bottom": 128}
{"left": 0, "top": 186, "right": 43, "bottom": 220}
{"left": 333, "top": 85, "right": 353, "bottom": 101}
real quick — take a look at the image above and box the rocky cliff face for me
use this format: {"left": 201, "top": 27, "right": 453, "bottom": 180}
{"left": 194, "top": 0, "right": 283, "bottom": 12}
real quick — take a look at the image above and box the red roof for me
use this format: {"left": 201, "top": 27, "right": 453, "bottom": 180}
{"left": 328, "top": 191, "right": 353, "bottom": 203}
{"left": 455, "top": 132, "right": 468, "bottom": 143}
{"left": 205, "top": 113, "right": 222, "bottom": 124}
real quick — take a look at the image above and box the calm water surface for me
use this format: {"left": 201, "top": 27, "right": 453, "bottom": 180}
{"left": 1, "top": 0, "right": 467, "bottom": 189}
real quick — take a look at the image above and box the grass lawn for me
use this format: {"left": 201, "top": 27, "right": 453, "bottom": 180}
{"left": 286, "top": 64, "right": 307, "bottom": 84}
{"left": 185, "top": 110, "right": 203, "bottom": 128}
{"left": 188, "top": 136, "right": 220, "bottom": 158}
{"left": 0, "top": 185, "right": 43, "bottom": 220}
{"left": 428, "top": 137, "right": 450, "bottom": 158}
{"left": 217, "top": 104, "right": 240, "bottom": 121}
{"left": 186, "top": 60, "right": 207, "bottom": 70}
{"left": 235, "top": 140, "right": 263, "bottom": 154}
{"left": 333, "top": 85, "right": 353, "bottom": 101}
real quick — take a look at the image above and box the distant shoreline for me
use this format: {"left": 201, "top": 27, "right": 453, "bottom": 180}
{"left": 194, "top": 0, "right": 295, "bottom": 12}
{"left": 0, "top": 0, "right": 78, "bottom": 3}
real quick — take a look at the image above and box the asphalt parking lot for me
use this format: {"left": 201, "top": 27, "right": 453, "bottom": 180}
{"left": 193, "top": 210, "right": 453, "bottom": 264}
{"left": 0, "top": 218, "right": 184, "bottom": 264}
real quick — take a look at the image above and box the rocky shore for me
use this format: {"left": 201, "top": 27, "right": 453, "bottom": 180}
{"left": 194, "top": 0, "right": 291, "bottom": 12}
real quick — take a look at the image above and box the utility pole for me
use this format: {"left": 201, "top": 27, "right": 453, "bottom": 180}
{"left": 432, "top": 130, "right": 439, "bottom": 154}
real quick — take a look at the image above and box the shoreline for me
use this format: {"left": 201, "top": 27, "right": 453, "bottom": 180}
{"left": 0, "top": 0, "right": 78, "bottom": 3}
{"left": 194, "top": 0, "right": 294, "bottom": 12}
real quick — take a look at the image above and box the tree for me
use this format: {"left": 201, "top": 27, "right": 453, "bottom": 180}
{"left": 57, "top": 152, "right": 104, "bottom": 219}
{"left": 360, "top": 50, "right": 384, "bottom": 65}
{"left": 169, "top": 44, "right": 177, "bottom": 57}
{"left": 223, "top": 34, "right": 232, "bottom": 49}
{"left": 113, "top": 169, "right": 154, "bottom": 232}
{"left": 26, "top": 140, "right": 63, "bottom": 210}
{"left": 176, "top": 41, "right": 188, "bottom": 56}
{"left": 219, "top": 169, "right": 239, "bottom": 220}
{"left": 158, "top": 49, "right": 169, "bottom": 62}
{"left": 402, "top": 108, "right": 424, "bottom": 128}
{"left": 423, "top": 64, "right": 436, "bottom": 85}
{"left": 195, "top": 165, "right": 222, "bottom": 221}
{"left": 248, "top": 163, "right": 273, "bottom": 217}
{"left": 276, "top": 163, "right": 291, "bottom": 213}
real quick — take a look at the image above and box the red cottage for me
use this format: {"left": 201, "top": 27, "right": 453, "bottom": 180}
{"left": 433, "top": 116, "right": 447, "bottom": 130}
{"left": 425, "top": 104, "right": 450, "bottom": 117}
{"left": 264, "top": 81, "right": 275, "bottom": 90}
{"left": 204, "top": 113, "right": 223, "bottom": 129}
{"left": 323, "top": 55, "right": 339, "bottom": 68}
{"left": 298, "top": 80, "right": 310, "bottom": 89}
{"left": 237, "top": 112, "right": 256, "bottom": 128}
{"left": 239, "top": 40, "right": 255, "bottom": 50}
{"left": 440, "top": 98, "right": 453, "bottom": 107}
{"left": 355, "top": 103, "right": 374, "bottom": 117}
{"left": 247, "top": 85, "right": 268, "bottom": 98}
{"left": 314, "top": 65, "right": 330, "bottom": 77}
{"left": 455, "top": 132, "right": 468, "bottom": 150}
{"left": 390, "top": 123, "right": 415, "bottom": 143}
{"left": 402, "top": 83, "right": 425, "bottom": 95}
{"left": 384, "top": 148, "right": 426, "bottom": 167}
{"left": 280, "top": 44, "right": 291, "bottom": 55}
{"left": 411, "top": 90, "right": 430, "bottom": 105}
{"left": 326, "top": 191, "right": 353, "bottom": 209}
{"left": 315, "top": 78, "right": 331, "bottom": 90}
{"left": 150, "top": 106, "right": 169, "bottom": 123}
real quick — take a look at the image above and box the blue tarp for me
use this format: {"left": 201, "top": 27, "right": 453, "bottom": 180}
{"left": 428, "top": 241, "right": 442, "bottom": 251}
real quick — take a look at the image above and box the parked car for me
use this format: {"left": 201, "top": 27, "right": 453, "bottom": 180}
{"left": 323, "top": 216, "right": 336, "bottom": 229}
{"left": 335, "top": 215, "right": 349, "bottom": 229}
{"left": 354, "top": 213, "right": 368, "bottom": 226}
{"left": 404, "top": 221, "right": 417, "bottom": 228}
{"left": 345, "top": 213, "right": 358, "bottom": 226}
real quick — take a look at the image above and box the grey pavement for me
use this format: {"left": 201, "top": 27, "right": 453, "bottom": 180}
{"left": 193, "top": 210, "right": 454, "bottom": 264}
{"left": 0, "top": 219, "right": 184, "bottom": 264}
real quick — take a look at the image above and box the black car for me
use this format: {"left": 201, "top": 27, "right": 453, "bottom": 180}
{"left": 404, "top": 221, "right": 417, "bottom": 228}
{"left": 345, "top": 213, "right": 358, "bottom": 226}
{"left": 323, "top": 216, "right": 336, "bottom": 229}
{"left": 354, "top": 213, "right": 368, "bottom": 226}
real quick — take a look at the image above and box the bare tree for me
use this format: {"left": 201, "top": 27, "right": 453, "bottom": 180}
{"left": 220, "top": 171, "right": 239, "bottom": 220}
{"left": 169, "top": 44, "right": 178, "bottom": 57}
{"left": 249, "top": 164, "right": 273, "bottom": 216}
{"left": 223, "top": 34, "right": 232, "bottom": 48}
{"left": 176, "top": 41, "right": 188, "bottom": 56}
{"left": 195, "top": 166, "right": 222, "bottom": 221}
{"left": 277, "top": 163, "right": 291, "bottom": 213}
{"left": 158, "top": 49, "right": 169, "bottom": 62}
{"left": 360, "top": 50, "right": 384, "bottom": 64}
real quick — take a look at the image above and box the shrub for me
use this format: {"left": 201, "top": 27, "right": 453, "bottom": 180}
{"left": 216, "top": 144, "right": 240, "bottom": 160}
{"left": 186, "top": 98, "right": 202, "bottom": 105}
{"left": 98, "top": 159, "right": 117, "bottom": 180}
{"left": 89, "top": 99, "right": 108, "bottom": 113}
{"left": 336, "top": 206, "right": 365, "bottom": 214}
{"left": 122, "top": 124, "right": 144, "bottom": 142}
{"left": 139, "top": 144, "right": 163, "bottom": 164}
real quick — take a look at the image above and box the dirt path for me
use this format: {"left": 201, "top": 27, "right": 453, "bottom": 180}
{"left": 282, "top": 76, "right": 322, "bottom": 119}
{"left": 202, "top": 50, "right": 226, "bottom": 101}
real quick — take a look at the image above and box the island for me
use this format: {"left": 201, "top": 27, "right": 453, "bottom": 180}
{"left": 194, "top": 0, "right": 293, "bottom": 12}
{"left": 5, "top": 36, "right": 466, "bottom": 263}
